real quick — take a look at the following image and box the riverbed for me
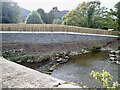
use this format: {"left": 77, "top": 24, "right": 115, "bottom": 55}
{"left": 51, "top": 51, "right": 119, "bottom": 88}
{"left": 16, "top": 51, "right": 119, "bottom": 88}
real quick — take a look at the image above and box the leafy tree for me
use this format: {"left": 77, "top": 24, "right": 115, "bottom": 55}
{"left": 62, "top": 2, "right": 88, "bottom": 27}
{"left": 62, "top": 9, "right": 87, "bottom": 27}
{"left": 25, "top": 11, "right": 43, "bottom": 24}
{"left": 62, "top": 1, "right": 118, "bottom": 30}
{"left": 115, "top": 1, "right": 120, "bottom": 31}
{"left": 92, "top": 8, "right": 118, "bottom": 30}
{"left": 37, "top": 8, "right": 47, "bottom": 24}
{"left": 87, "top": 1, "right": 101, "bottom": 27}
{"left": 0, "top": 1, "right": 20, "bottom": 23}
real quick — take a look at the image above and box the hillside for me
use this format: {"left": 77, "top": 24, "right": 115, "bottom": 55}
{"left": 19, "top": 7, "right": 31, "bottom": 22}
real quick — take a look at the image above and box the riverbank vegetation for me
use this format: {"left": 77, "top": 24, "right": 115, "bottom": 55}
{"left": 90, "top": 70, "right": 120, "bottom": 89}
{"left": 2, "top": 46, "right": 119, "bottom": 88}
{"left": 2, "top": 45, "right": 103, "bottom": 74}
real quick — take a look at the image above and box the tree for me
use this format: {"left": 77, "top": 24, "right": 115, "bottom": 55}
{"left": 52, "top": 17, "right": 61, "bottom": 24}
{"left": 37, "top": 8, "right": 47, "bottom": 24}
{"left": 62, "top": 1, "right": 118, "bottom": 30}
{"left": 46, "top": 11, "right": 55, "bottom": 24}
{"left": 62, "top": 2, "right": 88, "bottom": 27}
{"left": 25, "top": 11, "right": 43, "bottom": 24}
{"left": 62, "top": 1, "right": 101, "bottom": 28}
{"left": 0, "top": 1, "right": 20, "bottom": 23}
{"left": 92, "top": 7, "right": 118, "bottom": 30}
{"left": 62, "top": 1, "right": 100, "bottom": 27}
{"left": 87, "top": 1, "right": 101, "bottom": 27}
{"left": 115, "top": 1, "right": 120, "bottom": 31}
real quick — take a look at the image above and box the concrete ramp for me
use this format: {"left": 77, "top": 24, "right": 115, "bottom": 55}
{"left": 1, "top": 57, "right": 64, "bottom": 88}
{"left": 0, "top": 57, "right": 82, "bottom": 89}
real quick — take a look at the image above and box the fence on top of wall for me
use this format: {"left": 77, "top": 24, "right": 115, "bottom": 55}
{"left": 0, "top": 24, "right": 119, "bottom": 35}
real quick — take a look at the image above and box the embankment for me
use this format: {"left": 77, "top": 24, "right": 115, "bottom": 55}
{"left": 1, "top": 31, "right": 119, "bottom": 55}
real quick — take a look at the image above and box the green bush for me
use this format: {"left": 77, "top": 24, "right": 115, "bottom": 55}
{"left": 90, "top": 70, "right": 120, "bottom": 89}
{"left": 118, "top": 45, "right": 120, "bottom": 50}
{"left": 25, "top": 11, "right": 43, "bottom": 24}
{"left": 2, "top": 49, "right": 25, "bottom": 60}
{"left": 91, "top": 46, "right": 101, "bottom": 52}
{"left": 16, "top": 55, "right": 34, "bottom": 62}
{"left": 37, "top": 55, "right": 50, "bottom": 62}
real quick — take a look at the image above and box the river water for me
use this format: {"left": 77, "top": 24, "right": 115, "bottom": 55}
{"left": 51, "top": 51, "right": 119, "bottom": 88}
{"left": 16, "top": 51, "right": 119, "bottom": 88}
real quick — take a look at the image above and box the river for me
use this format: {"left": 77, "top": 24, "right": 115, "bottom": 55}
{"left": 51, "top": 51, "right": 119, "bottom": 88}
{"left": 16, "top": 51, "right": 119, "bottom": 88}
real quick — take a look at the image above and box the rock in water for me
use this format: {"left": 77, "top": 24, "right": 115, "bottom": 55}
{"left": 56, "top": 58, "right": 63, "bottom": 63}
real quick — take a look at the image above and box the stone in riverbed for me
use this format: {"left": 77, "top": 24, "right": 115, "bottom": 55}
{"left": 56, "top": 58, "right": 63, "bottom": 63}
{"left": 55, "top": 56, "right": 59, "bottom": 59}
{"left": 16, "top": 60, "right": 21, "bottom": 63}
{"left": 56, "top": 58, "right": 69, "bottom": 63}
{"left": 62, "top": 59, "right": 68, "bottom": 63}
{"left": 65, "top": 56, "right": 69, "bottom": 59}
{"left": 49, "top": 67, "right": 54, "bottom": 72}
{"left": 46, "top": 71, "right": 52, "bottom": 75}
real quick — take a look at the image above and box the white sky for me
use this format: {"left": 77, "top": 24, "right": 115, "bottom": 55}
{"left": 13, "top": 0, "right": 119, "bottom": 12}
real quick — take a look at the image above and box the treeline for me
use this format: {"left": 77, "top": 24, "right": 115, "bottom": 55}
{"left": 26, "top": 7, "right": 62, "bottom": 24}
{"left": 0, "top": 1, "right": 61, "bottom": 24}
{"left": 62, "top": 1, "right": 120, "bottom": 31}
{"left": 0, "top": 2, "right": 20, "bottom": 23}
{"left": 0, "top": 1, "right": 120, "bottom": 31}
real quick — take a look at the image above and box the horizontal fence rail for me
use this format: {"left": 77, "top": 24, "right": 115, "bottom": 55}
{"left": 0, "top": 24, "right": 119, "bottom": 35}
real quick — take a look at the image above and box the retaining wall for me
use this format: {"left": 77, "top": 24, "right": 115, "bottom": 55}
{"left": 1, "top": 32, "right": 119, "bottom": 55}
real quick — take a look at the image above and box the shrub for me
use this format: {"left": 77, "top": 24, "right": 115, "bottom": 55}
{"left": 90, "top": 70, "right": 120, "bottom": 89}
{"left": 25, "top": 11, "right": 43, "bottom": 24}
{"left": 91, "top": 46, "right": 101, "bottom": 52}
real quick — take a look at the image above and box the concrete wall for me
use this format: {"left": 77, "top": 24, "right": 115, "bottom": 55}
{"left": 1, "top": 32, "right": 119, "bottom": 55}
{"left": 2, "top": 32, "right": 118, "bottom": 43}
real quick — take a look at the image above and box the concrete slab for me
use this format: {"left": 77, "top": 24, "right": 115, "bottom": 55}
{"left": 1, "top": 57, "right": 65, "bottom": 88}
{"left": 57, "top": 84, "right": 81, "bottom": 88}
{"left": 1, "top": 57, "right": 82, "bottom": 89}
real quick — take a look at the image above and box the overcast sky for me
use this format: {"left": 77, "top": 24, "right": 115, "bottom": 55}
{"left": 14, "top": 0, "right": 119, "bottom": 12}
